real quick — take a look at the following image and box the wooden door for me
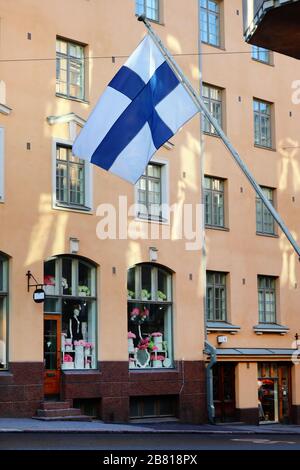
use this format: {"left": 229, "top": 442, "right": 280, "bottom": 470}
{"left": 44, "top": 315, "right": 61, "bottom": 396}
{"left": 278, "top": 364, "right": 291, "bottom": 423}
{"left": 213, "top": 363, "right": 236, "bottom": 422}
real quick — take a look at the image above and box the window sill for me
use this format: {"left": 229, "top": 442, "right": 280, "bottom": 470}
{"left": 254, "top": 144, "right": 276, "bottom": 152}
{"left": 256, "top": 232, "right": 279, "bottom": 238}
{"left": 56, "top": 93, "right": 89, "bottom": 105}
{"left": 201, "top": 41, "right": 223, "bottom": 50}
{"left": 252, "top": 58, "right": 274, "bottom": 67}
{"left": 207, "top": 321, "right": 240, "bottom": 334}
{"left": 135, "top": 214, "right": 169, "bottom": 225}
{"left": 53, "top": 204, "right": 93, "bottom": 215}
{"left": 135, "top": 14, "right": 164, "bottom": 26}
{"left": 0, "top": 103, "right": 12, "bottom": 115}
{"left": 205, "top": 225, "right": 229, "bottom": 232}
{"left": 129, "top": 367, "right": 175, "bottom": 373}
{"left": 253, "top": 324, "right": 289, "bottom": 335}
{"left": 202, "top": 131, "right": 221, "bottom": 138}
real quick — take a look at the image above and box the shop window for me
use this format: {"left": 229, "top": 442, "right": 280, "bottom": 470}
{"left": 0, "top": 254, "right": 8, "bottom": 370}
{"left": 130, "top": 396, "right": 177, "bottom": 419}
{"left": 44, "top": 256, "right": 97, "bottom": 370}
{"left": 127, "top": 264, "right": 173, "bottom": 369}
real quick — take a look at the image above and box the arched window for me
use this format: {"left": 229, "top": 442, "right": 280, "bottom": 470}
{"left": 127, "top": 263, "right": 173, "bottom": 369}
{"left": 44, "top": 256, "right": 97, "bottom": 370}
{"left": 0, "top": 254, "right": 8, "bottom": 370}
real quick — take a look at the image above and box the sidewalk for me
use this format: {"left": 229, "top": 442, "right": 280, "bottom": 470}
{"left": 1, "top": 419, "right": 300, "bottom": 434}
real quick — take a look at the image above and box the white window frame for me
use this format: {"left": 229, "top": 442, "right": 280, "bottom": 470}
{"left": 134, "top": 158, "right": 169, "bottom": 223}
{"left": 0, "top": 128, "right": 4, "bottom": 202}
{"left": 135, "top": 0, "right": 160, "bottom": 23}
{"left": 52, "top": 138, "right": 93, "bottom": 213}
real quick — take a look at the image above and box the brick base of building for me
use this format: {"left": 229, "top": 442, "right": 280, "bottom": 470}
{"left": 236, "top": 407, "right": 259, "bottom": 425}
{"left": 0, "top": 360, "right": 207, "bottom": 423}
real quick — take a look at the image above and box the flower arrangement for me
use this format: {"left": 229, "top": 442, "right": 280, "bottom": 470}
{"left": 150, "top": 354, "right": 165, "bottom": 361}
{"left": 157, "top": 290, "right": 167, "bottom": 301}
{"left": 74, "top": 340, "right": 86, "bottom": 347}
{"left": 128, "top": 331, "right": 136, "bottom": 339}
{"left": 85, "top": 342, "right": 94, "bottom": 349}
{"left": 44, "top": 275, "right": 55, "bottom": 286}
{"left": 78, "top": 285, "right": 91, "bottom": 296}
{"left": 127, "top": 289, "right": 135, "bottom": 299}
{"left": 139, "top": 307, "right": 149, "bottom": 322}
{"left": 63, "top": 354, "right": 73, "bottom": 363}
{"left": 141, "top": 289, "right": 151, "bottom": 300}
{"left": 137, "top": 336, "right": 155, "bottom": 351}
{"left": 130, "top": 307, "right": 140, "bottom": 321}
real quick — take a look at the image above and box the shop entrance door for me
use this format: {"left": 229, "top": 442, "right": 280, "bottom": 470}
{"left": 213, "top": 363, "right": 236, "bottom": 422}
{"left": 258, "top": 363, "right": 291, "bottom": 424}
{"left": 44, "top": 315, "right": 61, "bottom": 396}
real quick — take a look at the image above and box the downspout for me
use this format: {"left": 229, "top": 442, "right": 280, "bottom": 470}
{"left": 197, "top": 0, "right": 217, "bottom": 424}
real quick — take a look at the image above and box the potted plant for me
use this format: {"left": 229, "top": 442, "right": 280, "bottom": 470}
{"left": 61, "top": 354, "right": 74, "bottom": 370}
{"left": 127, "top": 289, "right": 135, "bottom": 299}
{"left": 157, "top": 290, "right": 167, "bottom": 301}
{"left": 151, "top": 332, "right": 163, "bottom": 346}
{"left": 141, "top": 289, "right": 151, "bottom": 301}
{"left": 78, "top": 285, "right": 91, "bottom": 296}
{"left": 151, "top": 354, "right": 165, "bottom": 368}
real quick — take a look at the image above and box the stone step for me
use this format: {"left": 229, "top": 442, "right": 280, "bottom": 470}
{"left": 36, "top": 408, "right": 82, "bottom": 418}
{"left": 32, "top": 415, "right": 93, "bottom": 422}
{"left": 39, "top": 401, "right": 72, "bottom": 410}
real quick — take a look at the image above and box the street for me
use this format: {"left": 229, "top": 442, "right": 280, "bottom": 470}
{"left": 0, "top": 433, "right": 300, "bottom": 450}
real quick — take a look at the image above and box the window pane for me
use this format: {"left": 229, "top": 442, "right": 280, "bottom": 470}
{"left": 61, "top": 299, "right": 96, "bottom": 369}
{"left": 44, "top": 259, "right": 57, "bottom": 295}
{"left": 56, "top": 39, "right": 85, "bottom": 99}
{"left": 127, "top": 268, "right": 136, "bottom": 299}
{"left": 206, "top": 271, "right": 226, "bottom": 321}
{"left": 157, "top": 269, "right": 171, "bottom": 301}
{"left": 141, "top": 265, "right": 152, "bottom": 300}
{"left": 62, "top": 258, "right": 73, "bottom": 295}
{"left": 78, "top": 261, "right": 92, "bottom": 297}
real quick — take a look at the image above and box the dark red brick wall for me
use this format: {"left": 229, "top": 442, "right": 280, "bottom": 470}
{"left": 0, "top": 363, "right": 44, "bottom": 417}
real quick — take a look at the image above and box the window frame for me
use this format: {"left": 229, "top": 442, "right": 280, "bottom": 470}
{"left": 56, "top": 37, "right": 86, "bottom": 101}
{"left": 200, "top": 0, "right": 221, "bottom": 48}
{"left": 135, "top": 159, "right": 169, "bottom": 223}
{"left": 127, "top": 263, "right": 173, "bottom": 370}
{"left": 0, "top": 127, "right": 4, "bottom": 202}
{"left": 258, "top": 275, "right": 277, "bottom": 324}
{"left": 52, "top": 139, "right": 93, "bottom": 213}
{"left": 44, "top": 256, "right": 98, "bottom": 370}
{"left": 206, "top": 271, "right": 227, "bottom": 322}
{"left": 135, "top": 0, "right": 161, "bottom": 23}
{"left": 252, "top": 46, "right": 272, "bottom": 65}
{"left": 204, "top": 176, "right": 225, "bottom": 228}
{"left": 256, "top": 186, "right": 276, "bottom": 236}
{"left": 253, "top": 98, "right": 273, "bottom": 149}
{"left": 202, "top": 84, "right": 223, "bottom": 136}
{"left": 0, "top": 254, "right": 9, "bottom": 370}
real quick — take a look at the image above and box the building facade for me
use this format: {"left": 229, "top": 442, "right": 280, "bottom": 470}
{"left": 0, "top": 0, "right": 300, "bottom": 424}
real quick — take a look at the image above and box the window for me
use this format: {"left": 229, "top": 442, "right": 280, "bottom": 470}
{"left": 204, "top": 176, "right": 225, "bottom": 228}
{"left": 56, "top": 38, "right": 85, "bottom": 100}
{"left": 0, "top": 127, "right": 3, "bottom": 201}
{"left": 254, "top": 99, "right": 272, "bottom": 148}
{"left": 44, "top": 256, "right": 97, "bottom": 369}
{"left": 0, "top": 254, "right": 8, "bottom": 369}
{"left": 56, "top": 145, "right": 86, "bottom": 208}
{"left": 256, "top": 187, "right": 275, "bottom": 235}
{"left": 252, "top": 46, "right": 271, "bottom": 64}
{"left": 135, "top": 0, "right": 160, "bottom": 22}
{"left": 136, "top": 163, "right": 164, "bottom": 221}
{"left": 202, "top": 84, "right": 222, "bottom": 135}
{"left": 127, "top": 264, "right": 173, "bottom": 369}
{"left": 258, "top": 276, "right": 276, "bottom": 323}
{"left": 200, "top": 0, "right": 220, "bottom": 47}
{"left": 206, "top": 271, "right": 227, "bottom": 321}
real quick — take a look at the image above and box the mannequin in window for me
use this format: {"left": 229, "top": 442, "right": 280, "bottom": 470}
{"left": 69, "top": 305, "right": 83, "bottom": 341}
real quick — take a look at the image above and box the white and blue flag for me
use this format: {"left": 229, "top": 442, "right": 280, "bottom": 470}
{"left": 72, "top": 35, "right": 198, "bottom": 184}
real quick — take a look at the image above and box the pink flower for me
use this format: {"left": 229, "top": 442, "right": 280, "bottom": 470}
{"left": 130, "top": 307, "right": 140, "bottom": 320}
{"left": 44, "top": 275, "right": 55, "bottom": 286}
{"left": 152, "top": 346, "right": 158, "bottom": 351}
{"left": 128, "top": 331, "right": 136, "bottom": 339}
{"left": 63, "top": 354, "right": 73, "bottom": 363}
{"left": 85, "top": 342, "right": 94, "bottom": 349}
{"left": 151, "top": 332, "right": 162, "bottom": 337}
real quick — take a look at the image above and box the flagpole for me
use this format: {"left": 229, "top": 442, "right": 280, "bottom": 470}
{"left": 138, "top": 15, "right": 300, "bottom": 259}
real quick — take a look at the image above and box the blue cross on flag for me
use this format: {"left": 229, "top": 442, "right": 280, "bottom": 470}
{"left": 72, "top": 35, "right": 198, "bottom": 184}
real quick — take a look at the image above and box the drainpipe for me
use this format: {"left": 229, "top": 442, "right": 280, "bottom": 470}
{"left": 197, "top": 0, "right": 217, "bottom": 424}
{"left": 204, "top": 340, "right": 217, "bottom": 423}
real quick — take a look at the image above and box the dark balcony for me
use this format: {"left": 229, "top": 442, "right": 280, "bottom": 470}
{"left": 243, "top": 0, "right": 300, "bottom": 59}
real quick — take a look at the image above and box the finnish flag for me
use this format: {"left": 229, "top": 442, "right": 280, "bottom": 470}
{"left": 72, "top": 35, "right": 198, "bottom": 184}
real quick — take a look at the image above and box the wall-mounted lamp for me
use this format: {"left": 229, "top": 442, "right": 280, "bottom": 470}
{"left": 149, "top": 246, "right": 158, "bottom": 262}
{"left": 70, "top": 237, "right": 79, "bottom": 254}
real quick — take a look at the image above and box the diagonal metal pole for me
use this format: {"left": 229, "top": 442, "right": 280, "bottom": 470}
{"left": 138, "top": 15, "right": 300, "bottom": 259}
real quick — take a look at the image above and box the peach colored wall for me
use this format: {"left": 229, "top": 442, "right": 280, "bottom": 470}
{"left": 0, "top": 0, "right": 204, "bottom": 363}
{"left": 235, "top": 362, "right": 258, "bottom": 409}
{"left": 203, "top": 0, "right": 300, "bottom": 354}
